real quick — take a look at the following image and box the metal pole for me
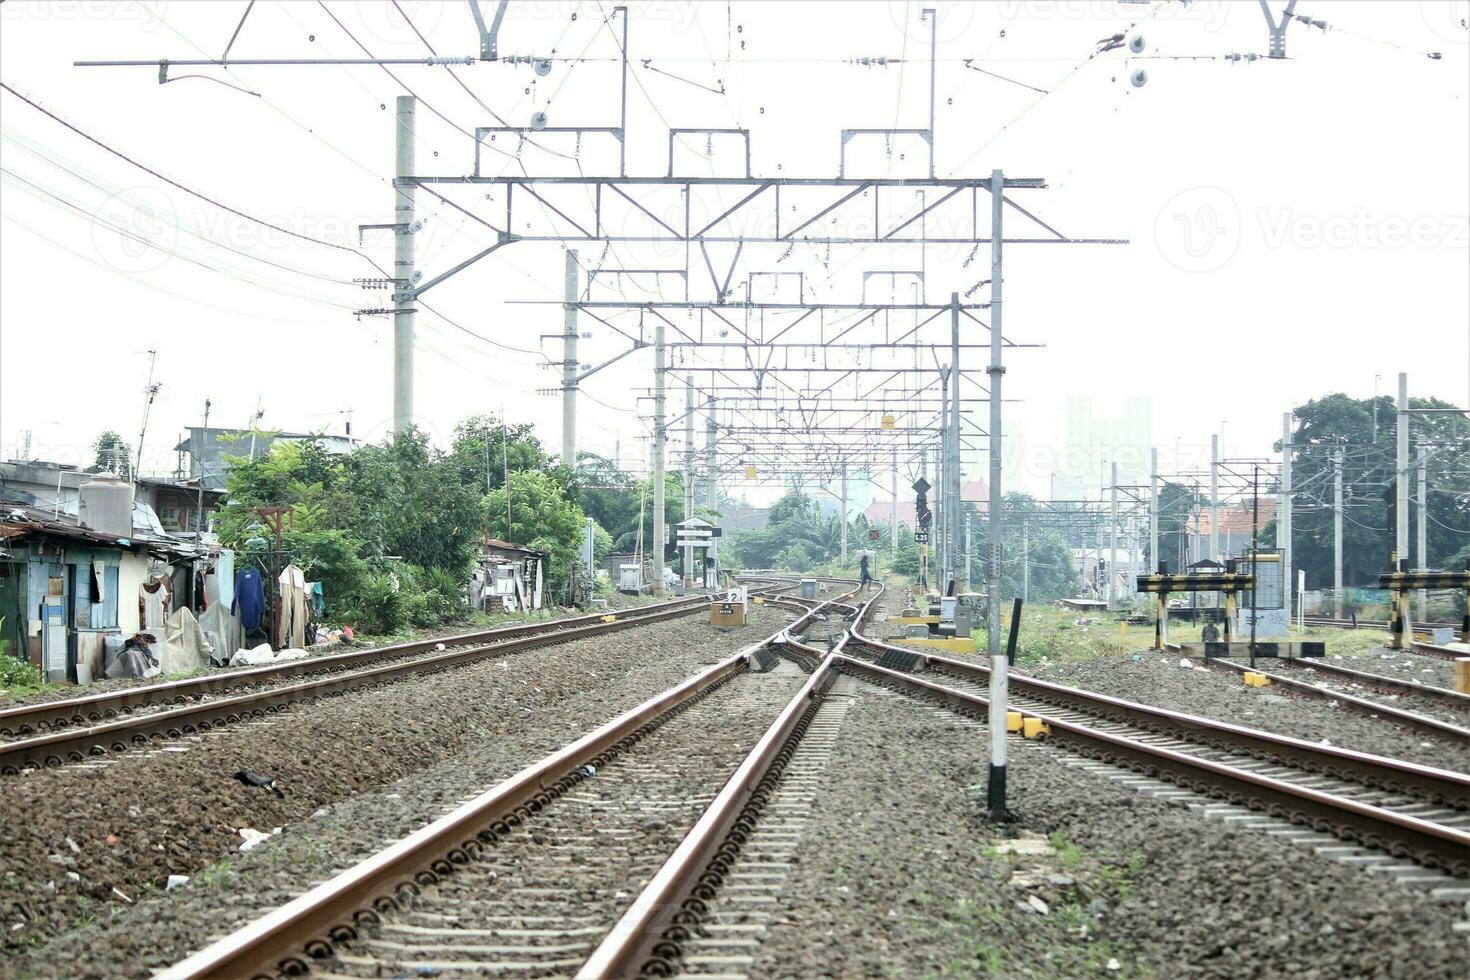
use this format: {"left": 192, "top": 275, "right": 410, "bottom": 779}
{"left": 704, "top": 393, "right": 717, "bottom": 509}
{"left": 938, "top": 365, "right": 950, "bottom": 586}
{"left": 965, "top": 516, "right": 974, "bottom": 592}
{"left": 561, "top": 249, "right": 579, "bottom": 467}
{"left": 891, "top": 446, "right": 899, "bottom": 561}
{"left": 1250, "top": 463, "right": 1260, "bottom": 667}
{"left": 1209, "top": 434, "right": 1220, "bottom": 562}
{"left": 1108, "top": 462, "right": 1118, "bottom": 608}
{"left": 950, "top": 292, "right": 962, "bottom": 594}
{"left": 985, "top": 168, "right": 1007, "bottom": 823}
{"left": 1281, "top": 413, "right": 1293, "bottom": 619}
{"left": 652, "top": 322, "right": 667, "bottom": 595}
{"left": 194, "top": 399, "right": 210, "bottom": 539}
{"left": 1417, "top": 444, "right": 1428, "bottom": 622}
{"left": 1333, "top": 448, "right": 1344, "bottom": 619}
{"left": 1021, "top": 520, "right": 1029, "bottom": 604}
{"left": 392, "top": 96, "right": 416, "bottom": 433}
{"left": 1149, "top": 447, "right": 1159, "bottom": 573}
{"left": 684, "top": 377, "right": 695, "bottom": 589}
{"left": 1396, "top": 372, "right": 1410, "bottom": 634}
{"left": 839, "top": 462, "right": 849, "bottom": 567}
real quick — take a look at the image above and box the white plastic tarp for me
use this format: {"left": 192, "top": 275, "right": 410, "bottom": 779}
{"left": 198, "top": 603, "right": 245, "bottom": 667}
{"left": 162, "top": 607, "right": 214, "bottom": 674}
{"left": 229, "top": 644, "right": 310, "bottom": 667}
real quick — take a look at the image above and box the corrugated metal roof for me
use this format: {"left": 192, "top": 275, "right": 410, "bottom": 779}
{"left": 0, "top": 503, "right": 198, "bottom": 555}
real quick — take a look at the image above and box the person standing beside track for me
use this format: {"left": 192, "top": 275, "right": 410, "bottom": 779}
{"left": 859, "top": 553, "right": 873, "bottom": 590}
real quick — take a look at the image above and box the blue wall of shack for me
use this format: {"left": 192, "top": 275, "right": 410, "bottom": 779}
{"left": 3, "top": 540, "right": 126, "bottom": 680}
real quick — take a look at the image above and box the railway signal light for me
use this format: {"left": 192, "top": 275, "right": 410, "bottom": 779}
{"left": 913, "top": 476, "right": 932, "bottom": 530}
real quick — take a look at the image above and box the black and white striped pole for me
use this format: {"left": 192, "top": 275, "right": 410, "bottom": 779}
{"left": 985, "top": 169, "right": 1009, "bottom": 823}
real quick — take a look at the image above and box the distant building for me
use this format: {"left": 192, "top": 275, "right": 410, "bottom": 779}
{"left": 1187, "top": 499, "right": 1279, "bottom": 561}
{"left": 173, "top": 427, "right": 359, "bottom": 490}
{"left": 1055, "top": 395, "right": 1153, "bottom": 500}
{"left": 864, "top": 479, "right": 988, "bottom": 527}
{"left": 0, "top": 460, "right": 223, "bottom": 540}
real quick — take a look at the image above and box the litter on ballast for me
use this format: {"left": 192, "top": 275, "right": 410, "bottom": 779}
{"left": 166, "top": 875, "right": 189, "bottom": 891}
{"left": 238, "top": 827, "right": 282, "bottom": 851}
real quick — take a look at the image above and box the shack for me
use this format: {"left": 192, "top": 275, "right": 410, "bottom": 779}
{"left": 472, "top": 539, "right": 548, "bottom": 613}
{"left": 0, "top": 505, "right": 200, "bottom": 683}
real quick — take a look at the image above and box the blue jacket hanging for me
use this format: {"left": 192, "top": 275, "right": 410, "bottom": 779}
{"left": 233, "top": 567, "right": 266, "bottom": 631}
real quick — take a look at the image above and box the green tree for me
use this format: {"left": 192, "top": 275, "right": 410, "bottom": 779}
{"left": 570, "top": 453, "right": 644, "bottom": 551}
{"left": 448, "top": 414, "right": 550, "bottom": 493}
{"left": 1264, "top": 392, "right": 1470, "bottom": 588}
{"left": 338, "top": 428, "right": 485, "bottom": 575}
{"left": 89, "top": 431, "right": 133, "bottom": 479}
{"left": 966, "top": 493, "right": 1081, "bottom": 603}
{"left": 484, "top": 470, "right": 588, "bottom": 593}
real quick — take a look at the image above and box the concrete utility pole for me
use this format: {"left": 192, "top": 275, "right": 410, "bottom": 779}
{"left": 704, "top": 393, "right": 717, "bottom": 509}
{"left": 1333, "top": 448, "right": 1344, "bottom": 619}
{"left": 839, "top": 462, "right": 849, "bottom": 567}
{"left": 684, "top": 378, "right": 696, "bottom": 588}
{"left": 561, "top": 249, "right": 579, "bottom": 467}
{"left": 985, "top": 168, "right": 1008, "bottom": 823}
{"left": 1397, "top": 374, "right": 1410, "bottom": 565}
{"left": 950, "top": 292, "right": 963, "bottom": 594}
{"left": 1417, "top": 444, "right": 1428, "bottom": 622}
{"left": 1108, "top": 461, "right": 1118, "bottom": 608}
{"left": 392, "top": 96, "right": 416, "bottom": 433}
{"left": 652, "top": 322, "right": 667, "bottom": 594}
{"left": 1021, "top": 520, "right": 1029, "bottom": 603}
{"left": 1149, "top": 447, "right": 1159, "bottom": 573}
{"left": 1281, "top": 413, "right": 1293, "bottom": 616}
{"left": 965, "top": 516, "right": 974, "bottom": 592}
{"left": 1209, "top": 434, "right": 1220, "bottom": 562}
{"left": 938, "top": 365, "right": 951, "bottom": 585}
{"left": 890, "top": 447, "right": 899, "bottom": 561}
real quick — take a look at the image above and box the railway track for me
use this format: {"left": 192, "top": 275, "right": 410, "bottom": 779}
{"left": 0, "top": 584, "right": 804, "bottom": 775}
{"left": 1298, "top": 616, "right": 1467, "bottom": 662}
{"left": 1199, "top": 655, "right": 1470, "bottom": 739}
{"left": 154, "top": 588, "right": 870, "bottom": 980}
{"left": 838, "top": 633, "right": 1470, "bottom": 878}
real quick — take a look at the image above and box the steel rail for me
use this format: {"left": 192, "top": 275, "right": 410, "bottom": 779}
{"left": 578, "top": 653, "right": 840, "bottom": 978}
{"left": 1201, "top": 658, "right": 1470, "bottom": 742}
{"left": 155, "top": 589, "right": 863, "bottom": 980}
{"left": 0, "top": 593, "right": 730, "bottom": 737}
{"left": 836, "top": 656, "right": 1470, "bottom": 877}
{"left": 578, "top": 589, "right": 884, "bottom": 977}
{"left": 0, "top": 594, "right": 789, "bottom": 775}
{"left": 1412, "top": 642, "right": 1468, "bottom": 662}
{"left": 846, "top": 632, "right": 1470, "bottom": 807}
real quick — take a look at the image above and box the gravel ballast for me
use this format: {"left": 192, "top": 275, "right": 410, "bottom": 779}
{"left": 1, "top": 604, "right": 791, "bottom": 973}
{"left": 742, "top": 680, "right": 1467, "bottom": 978}
{"left": 1025, "top": 650, "right": 1468, "bottom": 772}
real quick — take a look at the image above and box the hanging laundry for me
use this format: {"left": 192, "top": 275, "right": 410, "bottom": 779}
{"left": 277, "top": 564, "right": 308, "bottom": 650}
{"left": 306, "top": 580, "right": 325, "bottom": 618}
{"left": 139, "top": 578, "right": 171, "bottom": 630}
{"left": 233, "top": 566, "right": 266, "bottom": 632}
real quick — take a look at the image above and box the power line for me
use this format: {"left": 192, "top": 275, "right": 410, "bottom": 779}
{"left": 0, "top": 80, "right": 388, "bottom": 270}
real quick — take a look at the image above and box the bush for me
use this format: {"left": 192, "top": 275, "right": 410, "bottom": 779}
{"left": 344, "top": 572, "right": 411, "bottom": 635}
{"left": 0, "top": 652, "right": 42, "bottom": 692}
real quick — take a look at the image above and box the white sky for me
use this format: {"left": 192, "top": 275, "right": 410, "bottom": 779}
{"left": 1, "top": 1, "right": 1466, "bottom": 506}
